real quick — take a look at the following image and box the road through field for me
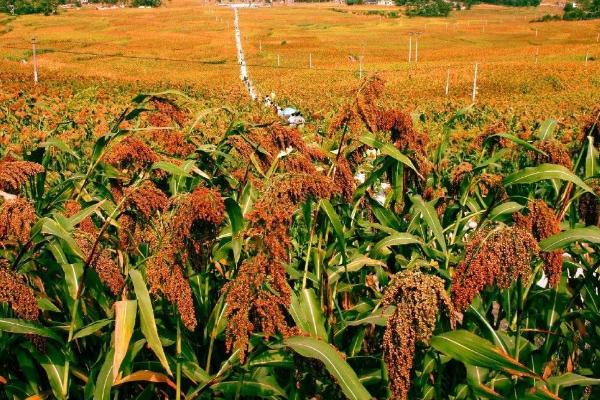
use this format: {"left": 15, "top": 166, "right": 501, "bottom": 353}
{"left": 231, "top": 6, "right": 306, "bottom": 125}
{"left": 232, "top": 6, "right": 258, "bottom": 101}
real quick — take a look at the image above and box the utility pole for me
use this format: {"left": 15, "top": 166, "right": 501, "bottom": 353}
{"left": 408, "top": 32, "right": 413, "bottom": 63}
{"left": 415, "top": 32, "right": 420, "bottom": 63}
{"left": 472, "top": 63, "right": 478, "bottom": 103}
{"left": 445, "top": 66, "right": 450, "bottom": 96}
{"left": 31, "top": 37, "right": 38, "bottom": 84}
{"left": 277, "top": 54, "right": 280, "bottom": 67}
{"left": 309, "top": 53, "right": 312, "bottom": 69}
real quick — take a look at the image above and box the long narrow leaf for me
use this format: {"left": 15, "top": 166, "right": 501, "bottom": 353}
{"left": 285, "top": 336, "right": 372, "bottom": 400}
{"left": 129, "top": 270, "right": 172, "bottom": 376}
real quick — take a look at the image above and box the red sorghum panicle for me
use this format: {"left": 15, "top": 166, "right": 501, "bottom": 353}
{"left": 75, "top": 232, "right": 124, "bottom": 296}
{"left": 230, "top": 123, "right": 315, "bottom": 172}
{"left": 333, "top": 158, "right": 355, "bottom": 202}
{"left": 0, "top": 160, "right": 44, "bottom": 193}
{"left": 223, "top": 253, "right": 296, "bottom": 363}
{"left": 147, "top": 98, "right": 187, "bottom": 128}
{"left": 225, "top": 172, "right": 339, "bottom": 362}
{"left": 355, "top": 75, "right": 386, "bottom": 133}
{"left": 124, "top": 182, "right": 169, "bottom": 221}
{"left": 514, "top": 200, "right": 563, "bottom": 287}
{"left": 171, "top": 186, "right": 225, "bottom": 257}
{"left": 104, "top": 136, "right": 159, "bottom": 173}
{"left": 476, "top": 173, "right": 507, "bottom": 200}
{"left": 246, "top": 173, "right": 340, "bottom": 261}
{"left": 449, "top": 162, "right": 473, "bottom": 194}
{"left": 530, "top": 140, "right": 573, "bottom": 170}
{"left": 328, "top": 74, "right": 385, "bottom": 137}
{"left": 0, "top": 260, "right": 39, "bottom": 320}
{"left": 378, "top": 108, "right": 433, "bottom": 181}
{"left": 63, "top": 199, "right": 96, "bottom": 234}
{"left": 377, "top": 108, "right": 414, "bottom": 142}
{"left": 281, "top": 153, "right": 318, "bottom": 174}
{"left": 473, "top": 121, "right": 510, "bottom": 150}
{"left": 146, "top": 241, "right": 197, "bottom": 331}
{"left": 0, "top": 198, "right": 36, "bottom": 244}
{"left": 383, "top": 270, "right": 456, "bottom": 400}
{"left": 579, "top": 180, "right": 600, "bottom": 227}
{"left": 452, "top": 224, "right": 539, "bottom": 311}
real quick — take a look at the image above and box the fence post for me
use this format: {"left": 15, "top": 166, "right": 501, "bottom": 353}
{"left": 445, "top": 66, "right": 450, "bottom": 96}
{"left": 359, "top": 56, "right": 363, "bottom": 79}
{"left": 309, "top": 53, "right": 312, "bottom": 69}
{"left": 259, "top": 40, "right": 262, "bottom": 52}
{"left": 585, "top": 51, "right": 589, "bottom": 67}
{"left": 472, "top": 63, "right": 478, "bottom": 103}
{"left": 277, "top": 54, "right": 280, "bottom": 67}
{"left": 31, "top": 37, "right": 38, "bottom": 84}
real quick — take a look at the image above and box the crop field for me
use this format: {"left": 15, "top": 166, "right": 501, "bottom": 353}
{"left": 2, "top": 1, "right": 599, "bottom": 117}
{"left": 1, "top": 1, "right": 600, "bottom": 399}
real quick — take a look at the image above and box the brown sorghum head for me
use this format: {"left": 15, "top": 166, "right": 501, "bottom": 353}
{"left": 0, "top": 161, "right": 44, "bottom": 193}
{"left": 63, "top": 199, "right": 96, "bottom": 234}
{"left": 377, "top": 109, "right": 414, "bottom": 143}
{"left": 333, "top": 158, "right": 355, "bottom": 203}
{"left": 530, "top": 140, "right": 572, "bottom": 170}
{"left": 0, "top": 261, "right": 39, "bottom": 320}
{"left": 223, "top": 253, "right": 296, "bottom": 363}
{"left": 104, "top": 136, "right": 159, "bottom": 173}
{"left": 124, "top": 182, "right": 169, "bottom": 221}
{"left": 514, "top": 200, "right": 563, "bottom": 287}
{"left": 476, "top": 173, "right": 507, "bottom": 200}
{"left": 147, "top": 97, "right": 188, "bottom": 128}
{"left": 246, "top": 172, "right": 340, "bottom": 261}
{"left": 146, "top": 241, "right": 197, "bottom": 331}
{"left": 473, "top": 121, "right": 510, "bottom": 150}
{"left": 383, "top": 270, "right": 456, "bottom": 400}
{"left": 579, "top": 180, "right": 600, "bottom": 227}
{"left": 449, "top": 162, "right": 473, "bottom": 194}
{"left": 328, "top": 74, "right": 385, "bottom": 137}
{"left": 0, "top": 198, "right": 36, "bottom": 244}
{"left": 171, "top": 185, "right": 225, "bottom": 258}
{"left": 452, "top": 224, "right": 539, "bottom": 311}
{"left": 75, "top": 231, "right": 124, "bottom": 296}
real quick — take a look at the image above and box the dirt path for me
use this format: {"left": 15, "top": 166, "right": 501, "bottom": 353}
{"left": 232, "top": 6, "right": 257, "bottom": 101}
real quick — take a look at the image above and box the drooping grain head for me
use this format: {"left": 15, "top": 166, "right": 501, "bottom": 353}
{"left": 0, "top": 197, "right": 37, "bottom": 245}
{"left": 222, "top": 253, "right": 296, "bottom": 364}
{"left": 530, "top": 139, "right": 572, "bottom": 170}
{"left": 75, "top": 231, "right": 125, "bottom": 296}
{"left": 514, "top": 200, "right": 563, "bottom": 287}
{"left": 383, "top": 270, "right": 456, "bottom": 400}
{"left": 0, "top": 261, "right": 39, "bottom": 321}
{"left": 451, "top": 224, "right": 539, "bottom": 312}
{"left": 104, "top": 136, "right": 159, "bottom": 175}
{"left": 0, "top": 160, "right": 44, "bottom": 194}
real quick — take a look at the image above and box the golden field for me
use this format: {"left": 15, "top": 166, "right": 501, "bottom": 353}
{"left": 1, "top": 1, "right": 599, "bottom": 123}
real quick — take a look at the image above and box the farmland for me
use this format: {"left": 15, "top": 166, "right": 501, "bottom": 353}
{"left": 1, "top": 1, "right": 600, "bottom": 400}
